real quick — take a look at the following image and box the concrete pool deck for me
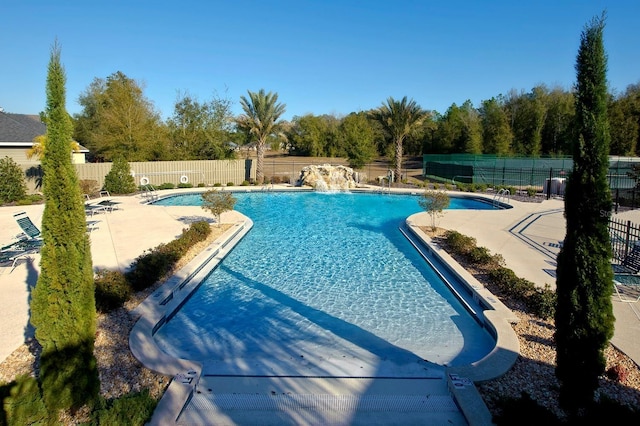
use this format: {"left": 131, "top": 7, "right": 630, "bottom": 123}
{"left": 1, "top": 187, "right": 639, "bottom": 425}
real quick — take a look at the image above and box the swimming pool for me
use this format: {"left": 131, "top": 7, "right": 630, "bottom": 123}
{"left": 153, "top": 192, "right": 496, "bottom": 377}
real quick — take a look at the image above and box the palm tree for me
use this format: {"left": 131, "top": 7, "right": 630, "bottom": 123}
{"left": 27, "top": 134, "right": 81, "bottom": 160}
{"left": 236, "top": 89, "right": 286, "bottom": 184}
{"left": 370, "top": 96, "right": 427, "bottom": 183}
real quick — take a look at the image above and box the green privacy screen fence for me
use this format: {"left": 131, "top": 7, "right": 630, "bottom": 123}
{"left": 423, "top": 154, "right": 640, "bottom": 202}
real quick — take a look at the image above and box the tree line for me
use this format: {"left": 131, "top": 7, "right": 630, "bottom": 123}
{"left": 70, "top": 71, "right": 640, "bottom": 166}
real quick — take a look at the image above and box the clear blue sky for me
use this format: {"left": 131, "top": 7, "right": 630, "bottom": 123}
{"left": 1, "top": 1, "right": 638, "bottom": 121}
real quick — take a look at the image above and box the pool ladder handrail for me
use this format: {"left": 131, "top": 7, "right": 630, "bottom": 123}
{"left": 142, "top": 184, "right": 158, "bottom": 202}
{"left": 493, "top": 188, "right": 510, "bottom": 207}
{"left": 379, "top": 176, "right": 391, "bottom": 194}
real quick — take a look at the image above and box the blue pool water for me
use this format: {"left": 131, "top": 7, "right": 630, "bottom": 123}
{"left": 153, "top": 192, "right": 496, "bottom": 377}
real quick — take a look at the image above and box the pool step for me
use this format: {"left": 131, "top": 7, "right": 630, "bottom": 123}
{"left": 177, "top": 376, "right": 467, "bottom": 425}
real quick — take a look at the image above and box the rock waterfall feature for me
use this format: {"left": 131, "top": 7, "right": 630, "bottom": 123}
{"left": 297, "top": 164, "right": 358, "bottom": 190}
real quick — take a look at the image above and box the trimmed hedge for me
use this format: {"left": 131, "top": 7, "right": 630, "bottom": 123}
{"left": 95, "top": 270, "right": 132, "bottom": 313}
{"left": 443, "top": 230, "right": 556, "bottom": 319}
{"left": 124, "top": 220, "right": 212, "bottom": 292}
{"left": 95, "top": 220, "right": 212, "bottom": 312}
{"left": 92, "top": 389, "right": 157, "bottom": 425}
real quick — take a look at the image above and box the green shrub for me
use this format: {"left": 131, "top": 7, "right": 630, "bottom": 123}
{"left": 444, "top": 230, "right": 558, "bottom": 321}
{"left": 526, "top": 187, "right": 537, "bottom": 197}
{"left": 92, "top": 389, "right": 157, "bottom": 425}
{"left": 177, "top": 182, "right": 193, "bottom": 188}
{"left": 227, "top": 182, "right": 235, "bottom": 187}
{"left": 444, "top": 230, "right": 476, "bottom": 256}
{"left": 490, "top": 253, "right": 506, "bottom": 268}
{"left": 2, "top": 375, "right": 48, "bottom": 426}
{"left": 16, "top": 194, "right": 44, "bottom": 206}
{"left": 494, "top": 392, "right": 561, "bottom": 425}
{"left": 240, "top": 180, "right": 250, "bottom": 186}
{"left": 103, "top": 156, "right": 137, "bottom": 194}
{"left": 511, "top": 276, "right": 536, "bottom": 299}
{"left": 497, "top": 185, "right": 517, "bottom": 196}
{"left": 527, "top": 284, "right": 557, "bottom": 319}
{"left": 0, "top": 156, "right": 27, "bottom": 204}
{"left": 124, "top": 221, "right": 211, "bottom": 291}
{"left": 468, "top": 245, "right": 494, "bottom": 265}
{"left": 213, "top": 183, "right": 222, "bottom": 187}
{"left": 180, "top": 220, "right": 212, "bottom": 244}
{"left": 487, "top": 267, "right": 520, "bottom": 293}
{"left": 197, "top": 182, "right": 206, "bottom": 187}
{"left": 494, "top": 392, "right": 640, "bottom": 425}
{"left": 94, "top": 269, "right": 132, "bottom": 313}
{"left": 157, "top": 183, "right": 175, "bottom": 190}
{"left": 125, "top": 244, "right": 180, "bottom": 291}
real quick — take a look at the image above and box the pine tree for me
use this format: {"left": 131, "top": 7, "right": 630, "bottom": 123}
{"left": 30, "top": 42, "right": 100, "bottom": 412}
{"left": 104, "top": 155, "right": 137, "bottom": 194}
{"left": 554, "top": 13, "right": 615, "bottom": 410}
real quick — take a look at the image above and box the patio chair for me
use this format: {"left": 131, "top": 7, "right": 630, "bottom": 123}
{"left": 84, "top": 193, "right": 120, "bottom": 215}
{"left": 13, "top": 211, "right": 42, "bottom": 241}
{"left": 621, "top": 243, "right": 640, "bottom": 274}
{"left": 1, "top": 240, "right": 39, "bottom": 273}
{"left": 85, "top": 203, "right": 111, "bottom": 216}
{"left": 86, "top": 220, "right": 100, "bottom": 233}
{"left": 613, "top": 275, "right": 640, "bottom": 303}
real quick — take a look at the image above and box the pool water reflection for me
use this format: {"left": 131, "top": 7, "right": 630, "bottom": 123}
{"left": 153, "top": 192, "right": 496, "bottom": 377}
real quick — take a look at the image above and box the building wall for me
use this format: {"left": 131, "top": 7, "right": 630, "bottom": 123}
{"left": 1, "top": 147, "right": 39, "bottom": 164}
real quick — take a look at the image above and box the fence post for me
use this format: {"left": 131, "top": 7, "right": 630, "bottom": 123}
{"left": 547, "top": 168, "right": 553, "bottom": 200}
{"left": 625, "top": 220, "right": 631, "bottom": 260}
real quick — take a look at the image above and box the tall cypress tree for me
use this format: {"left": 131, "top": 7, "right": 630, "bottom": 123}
{"left": 555, "top": 13, "right": 614, "bottom": 410}
{"left": 30, "top": 42, "right": 100, "bottom": 412}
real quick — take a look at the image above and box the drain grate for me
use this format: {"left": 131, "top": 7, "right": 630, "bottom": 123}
{"left": 187, "top": 393, "right": 458, "bottom": 413}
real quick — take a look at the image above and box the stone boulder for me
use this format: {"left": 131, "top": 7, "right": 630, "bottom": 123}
{"left": 297, "top": 164, "right": 357, "bottom": 190}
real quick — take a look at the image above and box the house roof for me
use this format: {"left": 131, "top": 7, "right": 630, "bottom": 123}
{"left": 0, "top": 112, "right": 46, "bottom": 143}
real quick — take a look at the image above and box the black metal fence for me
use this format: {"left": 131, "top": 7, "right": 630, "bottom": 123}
{"left": 424, "top": 161, "right": 571, "bottom": 195}
{"left": 609, "top": 217, "right": 640, "bottom": 265}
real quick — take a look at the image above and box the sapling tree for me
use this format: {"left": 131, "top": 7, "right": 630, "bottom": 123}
{"left": 201, "top": 189, "right": 237, "bottom": 226}
{"left": 418, "top": 189, "right": 450, "bottom": 231}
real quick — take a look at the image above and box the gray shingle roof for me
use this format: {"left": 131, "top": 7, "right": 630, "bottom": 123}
{"left": 0, "top": 112, "right": 46, "bottom": 143}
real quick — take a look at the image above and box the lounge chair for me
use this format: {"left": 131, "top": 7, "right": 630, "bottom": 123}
{"left": 1, "top": 240, "right": 39, "bottom": 273}
{"left": 613, "top": 244, "right": 640, "bottom": 302}
{"left": 86, "top": 220, "right": 100, "bottom": 232}
{"left": 85, "top": 203, "right": 111, "bottom": 216}
{"left": 13, "top": 211, "right": 42, "bottom": 241}
{"left": 97, "top": 191, "right": 122, "bottom": 211}
{"left": 613, "top": 274, "right": 640, "bottom": 303}
{"left": 84, "top": 192, "right": 121, "bottom": 215}
{"left": 620, "top": 243, "right": 640, "bottom": 274}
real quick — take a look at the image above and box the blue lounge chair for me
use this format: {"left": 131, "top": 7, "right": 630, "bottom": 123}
{"left": 1, "top": 240, "right": 39, "bottom": 273}
{"left": 84, "top": 193, "right": 119, "bottom": 215}
{"left": 13, "top": 211, "right": 42, "bottom": 241}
